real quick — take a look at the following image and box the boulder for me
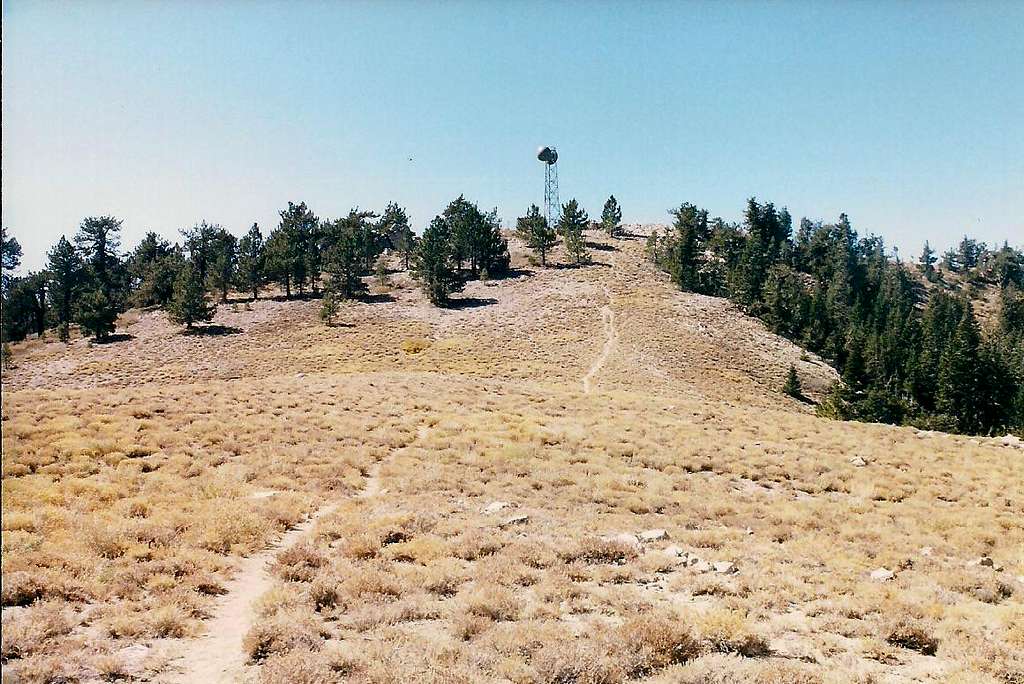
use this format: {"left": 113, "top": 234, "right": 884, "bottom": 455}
{"left": 639, "top": 529, "right": 669, "bottom": 542}
{"left": 603, "top": 532, "right": 641, "bottom": 547}
{"left": 967, "top": 556, "right": 1003, "bottom": 571}
{"left": 920, "top": 546, "right": 933, "bottom": 557}
{"left": 713, "top": 561, "right": 738, "bottom": 575}
{"left": 691, "top": 559, "right": 712, "bottom": 573}
{"left": 870, "top": 567, "right": 895, "bottom": 582}
{"left": 482, "top": 501, "right": 511, "bottom": 515}
{"left": 662, "top": 544, "right": 686, "bottom": 558}
{"left": 849, "top": 456, "right": 868, "bottom": 467}
{"left": 500, "top": 514, "right": 530, "bottom": 528}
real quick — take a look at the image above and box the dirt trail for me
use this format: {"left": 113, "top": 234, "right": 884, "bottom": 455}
{"left": 165, "top": 463, "right": 384, "bottom": 683}
{"left": 582, "top": 284, "right": 617, "bottom": 394}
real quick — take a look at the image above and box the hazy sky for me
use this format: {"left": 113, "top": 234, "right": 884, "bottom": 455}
{"left": 3, "top": 0, "right": 1022, "bottom": 271}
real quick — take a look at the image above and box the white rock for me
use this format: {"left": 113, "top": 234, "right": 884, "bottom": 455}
{"left": 692, "top": 560, "right": 712, "bottom": 573}
{"left": 603, "top": 532, "right": 641, "bottom": 547}
{"left": 662, "top": 544, "right": 686, "bottom": 557}
{"left": 116, "top": 644, "right": 151, "bottom": 675}
{"left": 1001, "top": 434, "right": 1022, "bottom": 448}
{"left": 713, "top": 561, "right": 738, "bottom": 575}
{"left": 482, "top": 501, "right": 511, "bottom": 514}
{"left": 639, "top": 529, "right": 669, "bottom": 542}
{"left": 850, "top": 456, "right": 868, "bottom": 467}
{"left": 870, "top": 567, "right": 895, "bottom": 581}
{"left": 500, "top": 514, "right": 529, "bottom": 528}
{"left": 920, "top": 546, "right": 933, "bottom": 557}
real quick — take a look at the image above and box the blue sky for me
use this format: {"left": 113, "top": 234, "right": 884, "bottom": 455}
{"left": 3, "top": 0, "right": 1022, "bottom": 271}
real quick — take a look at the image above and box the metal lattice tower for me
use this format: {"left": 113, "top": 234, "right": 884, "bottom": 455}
{"left": 537, "top": 146, "right": 559, "bottom": 227}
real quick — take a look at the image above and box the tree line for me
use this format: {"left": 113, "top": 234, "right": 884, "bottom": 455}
{"left": 0, "top": 199, "right": 419, "bottom": 345}
{"left": 0, "top": 192, "right": 617, "bottom": 347}
{"left": 647, "top": 198, "right": 1024, "bottom": 435}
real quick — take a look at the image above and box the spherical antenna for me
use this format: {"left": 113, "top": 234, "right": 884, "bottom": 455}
{"left": 537, "top": 146, "right": 558, "bottom": 165}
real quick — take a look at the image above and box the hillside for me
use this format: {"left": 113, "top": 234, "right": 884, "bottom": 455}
{"left": 2, "top": 228, "right": 1021, "bottom": 683}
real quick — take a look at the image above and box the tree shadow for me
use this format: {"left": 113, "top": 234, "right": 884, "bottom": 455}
{"left": 92, "top": 333, "right": 135, "bottom": 345}
{"left": 323, "top": 322, "right": 356, "bottom": 328}
{"left": 267, "top": 292, "right": 320, "bottom": 303}
{"left": 551, "top": 261, "right": 612, "bottom": 270}
{"left": 446, "top": 296, "right": 498, "bottom": 309}
{"left": 585, "top": 241, "right": 618, "bottom": 252}
{"left": 482, "top": 267, "right": 535, "bottom": 281}
{"left": 617, "top": 230, "right": 646, "bottom": 240}
{"left": 183, "top": 324, "right": 243, "bottom": 336}
{"left": 360, "top": 293, "right": 397, "bottom": 304}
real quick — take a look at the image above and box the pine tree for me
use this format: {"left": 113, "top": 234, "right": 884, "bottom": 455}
{"left": 558, "top": 199, "right": 590, "bottom": 266}
{"left": 236, "top": 223, "right": 265, "bottom": 300}
{"left": 375, "top": 254, "right": 391, "bottom": 288}
{"left": 181, "top": 222, "right": 219, "bottom": 287}
{"left": 319, "top": 292, "right": 340, "bottom": 326}
{"left": 380, "top": 203, "right": 416, "bottom": 270}
{"left": 75, "top": 216, "right": 122, "bottom": 293}
{"left": 1, "top": 226, "right": 22, "bottom": 296}
{"left": 322, "top": 211, "right": 373, "bottom": 300}
{"left": 918, "top": 241, "right": 937, "bottom": 281}
{"left": 209, "top": 229, "right": 237, "bottom": 302}
{"left": 129, "top": 232, "right": 177, "bottom": 307}
{"left": 601, "top": 196, "right": 622, "bottom": 238}
{"left": 167, "top": 263, "right": 216, "bottom": 329}
{"left": 264, "top": 228, "right": 293, "bottom": 298}
{"left": 783, "top": 364, "right": 803, "bottom": 399}
{"left": 413, "top": 216, "right": 463, "bottom": 306}
{"left": 77, "top": 287, "right": 117, "bottom": 340}
{"left": 937, "top": 302, "right": 982, "bottom": 432}
{"left": 277, "top": 202, "right": 320, "bottom": 295}
{"left": 516, "top": 204, "right": 557, "bottom": 266}
{"left": 46, "top": 236, "right": 84, "bottom": 342}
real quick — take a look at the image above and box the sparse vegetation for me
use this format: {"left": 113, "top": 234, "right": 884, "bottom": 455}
{"left": 1, "top": 220, "right": 1020, "bottom": 683}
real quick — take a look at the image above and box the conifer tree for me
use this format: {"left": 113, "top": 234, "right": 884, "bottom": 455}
{"left": 181, "top": 222, "right": 219, "bottom": 287}
{"left": 277, "top": 202, "right": 319, "bottom": 295}
{"left": 413, "top": 216, "right": 463, "bottom": 306}
{"left": 380, "top": 203, "right": 416, "bottom": 270}
{"left": 322, "top": 211, "right": 374, "bottom": 300}
{"left": 209, "top": 229, "right": 237, "bottom": 302}
{"left": 601, "top": 195, "right": 622, "bottom": 238}
{"left": 919, "top": 241, "right": 937, "bottom": 281}
{"left": 516, "top": 204, "right": 557, "bottom": 266}
{"left": 783, "top": 364, "right": 803, "bottom": 399}
{"left": 77, "top": 288, "right": 117, "bottom": 340}
{"left": 236, "top": 223, "right": 265, "bottom": 300}
{"left": 937, "top": 302, "right": 982, "bottom": 432}
{"left": 557, "top": 199, "right": 590, "bottom": 266}
{"left": 375, "top": 254, "right": 391, "bottom": 287}
{"left": 75, "top": 216, "right": 122, "bottom": 294}
{"left": 319, "top": 292, "right": 340, "bottom": 326}
{"left": 46, "top": 236, "right": 84, "bottom": 342}
{"left": 129, "top": 232, "right": 178, "bottom": 307}
{"left": 264, "top": 228, "right": 293, "bottom": 298}
{"left": 167, "top": 263, "right": 216, "bottom": 329}
{"left": 1, "top": 226, "right": 22, "bottom": 295}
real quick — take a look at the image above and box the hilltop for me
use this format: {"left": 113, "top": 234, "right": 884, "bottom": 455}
{"left": 2, "top": 228, "right": 1022, "bottom": 683}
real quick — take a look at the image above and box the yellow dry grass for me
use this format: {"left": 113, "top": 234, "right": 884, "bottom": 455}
{"left": 1, "top": 229, "right": 1021, "bottom": 683}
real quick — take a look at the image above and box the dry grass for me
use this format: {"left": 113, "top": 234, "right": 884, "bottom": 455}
{"left": 2, "top": 229, "right": 1021, "bottom": 682}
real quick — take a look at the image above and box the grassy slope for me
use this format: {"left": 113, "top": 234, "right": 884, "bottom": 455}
{"left": 1, "top": 229, "right": 1021, "bottom": 683}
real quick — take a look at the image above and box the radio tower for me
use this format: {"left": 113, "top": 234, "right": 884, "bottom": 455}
{"left": 537, "top": 146, "right": 559, "bottom": 227}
